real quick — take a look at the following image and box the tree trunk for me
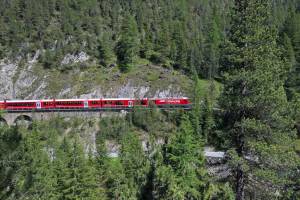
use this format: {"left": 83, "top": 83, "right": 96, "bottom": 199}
{"left": 236, "top": 166, "right": 245, "bottom": 200}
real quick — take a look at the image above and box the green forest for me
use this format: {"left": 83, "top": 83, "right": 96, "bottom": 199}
{"left": 0, "top": 0, "right": 300, "bottom": 199}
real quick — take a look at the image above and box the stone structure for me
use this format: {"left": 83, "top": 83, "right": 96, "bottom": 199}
{"left": 0, "top": 110, "right": 126, "bottom": 126}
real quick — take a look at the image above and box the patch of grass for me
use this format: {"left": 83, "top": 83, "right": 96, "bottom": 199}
{"left": 146, "top": 71, "right": 159, "bottom": 82}
{"left": 135, "top": 58, "right": 150, "bottom": 66}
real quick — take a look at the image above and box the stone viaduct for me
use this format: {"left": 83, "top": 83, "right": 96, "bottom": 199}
{"left": 0, "top": 110, "right": 126, "bottom": 126}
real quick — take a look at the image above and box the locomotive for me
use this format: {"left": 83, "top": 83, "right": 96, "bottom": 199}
{"left": 0, "top": 98, "right": 191, "bottom": 111}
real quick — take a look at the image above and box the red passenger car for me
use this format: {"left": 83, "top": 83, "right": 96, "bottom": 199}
{"left": 54, "top": 99, "right": 86, "bottom": 109}
{"left": 5, "top": 100, "right": 38, "bottom": 111}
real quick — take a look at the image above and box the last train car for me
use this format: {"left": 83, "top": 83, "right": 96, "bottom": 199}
{"left": 0, "top": 101, "right": 5, "bottom": 110}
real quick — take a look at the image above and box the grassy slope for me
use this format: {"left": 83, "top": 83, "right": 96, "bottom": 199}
{"left": 31, "top": 59, "right": 196, "bottom": 98}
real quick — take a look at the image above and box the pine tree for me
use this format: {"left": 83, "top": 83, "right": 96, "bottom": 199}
{"left": 189, "top": 68, "right": 202, "bottom": 137}
{"left": 13, "top": 126, "right": 58, "bottom": 200}
{"left": 283, "top": 33, "right": 297, "bottom": 98}
{"left": 120, "top": 132, "right": 150, "bottom": 199}
{"left": 172, "top": 21, "right": 188, "bottom": 70}
{"left": 55, "top": 138, "right": 104, "bottom": 200}
{"left": 202, "top": 87, "right": 215, "bottom": 143}
{"left": 116, "top": 14, "right": 140, "bottom": 72}
{"left": 290, "top": 13, "right": 300, "bottom": 95}
{"left": 206, "top": 15, "right": 222, "bottom": 79}
{"left": 105, "top": 132, "right": 149, "bottom": 199}
{"left": 98, "top": 32, "right": 115, "bottom": 67}
{"left": 291, "top": 93, "right": 300, "bottom": 143}
{"left": 156, "top": 21, "right": 171, "bottom": 60}
{"left": 153, "top": 114, "right": 208, "bottom": 199}
{"left": 0, "top": 126, "right": 22, "bottom": 199}
{"left": 53, "top": 137, "right": 72, "bottom": 200}
{"left": 219, "top": 1, "right": 300, "bottom": 199}
{"left": 284, "top": 11, "right": 300, "bottom": 97}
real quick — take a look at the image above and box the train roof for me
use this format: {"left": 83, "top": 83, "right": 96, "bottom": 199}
{"left": 5, "top": 100, "right": 40, "bottom": 103}
{"left": 1, "top": 97, "right": 189, "bottom": 103}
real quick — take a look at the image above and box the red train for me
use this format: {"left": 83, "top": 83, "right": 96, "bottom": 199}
{"left": 0, "top": 98, "right": 191, "bottom": 111}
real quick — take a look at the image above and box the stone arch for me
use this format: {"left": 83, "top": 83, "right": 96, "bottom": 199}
{"left": 14, "top": 115, "right": 33, "bottom": 128}
{"left": 0, "top": 117, "right": 8, "bottom": 126}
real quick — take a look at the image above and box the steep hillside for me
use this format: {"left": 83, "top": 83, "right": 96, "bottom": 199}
{"left": 0, "top": 1, "right": 300, "bottom": 199}
{"left": 0, "top": 0, "right": 298, "bottom": 100}
{"left": 0, "top": 51, "right": 192, "bottom": 99}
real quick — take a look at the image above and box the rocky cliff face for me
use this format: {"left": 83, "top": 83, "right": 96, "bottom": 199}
{"left": 0, "top": 51, "right": 192, "bottom": 100}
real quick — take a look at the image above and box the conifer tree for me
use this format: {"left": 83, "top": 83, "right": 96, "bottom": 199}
{"left": 190, "top": 68, "right": 202, "bottom": 136}
{"left": 13, "top": 126, "right": 58, "bottom": 200}
{"left": 56, "top": 138, "right": 104, "bottom": 200}
{"left": 98, "top": 32, "right": 115, "bottom": 67}
{"left": 219, "top": 1, "right": 300, "bottom": 199}
{"left": 0, "top": 126, "right": 22, "bottom": 199}
{"left": 153, "top": 115, "right": 208, "bottom": 199}
{"left": 290, "top": 13, "right": 300, "bottom": 94}
{"left": 156, "top": 21, "right": 171, "bottom": 60}
{"left": 116, "top": 14, "right": 140, "bottom": 72}
{"left": 202, "top": 89, "right": 215, "bottom": 143}
{"left": 120, "top": 132, "right": 150, "bottom": 199}
{"left": 105, "top": 131, "right": 150, "bottom": 199}
{"left": 284, "top": 11, "right": 300, "bottom": 97}
{"left": 206, "top": 16, "right": 222, "bottom": 79}
{"left": 172, "top": 21, "right": 188, "bottom": 70}
{"left": 283, "top": 33, "right": 297, "bottom": 98}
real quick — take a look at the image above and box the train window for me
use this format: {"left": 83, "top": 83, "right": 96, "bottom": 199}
{"left": 92, "top": 101, "right": 100, "bottom": 105}
{"left": 104, "top": 101, "right": 113, "bottom": 105}
{"left": 56, "top": 101, "right": 82, "bottom": 105}
{"left": 7, "top": 103, "right": 34, "bottom": 107}
{"left": 44, "top": 102, "right": 53, "bottom": 106}
{"left": 116, "top": 101, "right": 123, "bottom": 105}
{"left": 135, "top": 100, "right": 147, "bottom": 105}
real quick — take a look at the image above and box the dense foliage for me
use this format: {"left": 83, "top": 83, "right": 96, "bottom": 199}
{"left": 218, "top": 0, "right": 300, "bottom": 199}
{"left": 0, "top": 0, "right": 298, "bottom": 82}
{"left": 0, "top": 0, "right": 300, "bottom": 200}
{"left": 0, "top": 110, "right": 235, "bottom": 200}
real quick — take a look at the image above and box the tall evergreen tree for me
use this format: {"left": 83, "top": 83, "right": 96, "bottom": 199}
{"left": 0, "top": 126, "right": 22, "bottom": 199}
{"left": 98, "top": 32, "right": 115, "bottom": 67}
{"left": 116, "top": 14, "right": 140, "bottom": 72}
{"left": 190, "top": 69, "right": 202, "bottom": 137}
{"left": 290, "top": 12, "right": 300, "bottom": 95}
{"left": 54, "top": 137, "right": 105, "bottom": 200}
{"left": 284, "top": 11, "right": 300, "bottom": 97}
{"left": 153, "top": 115, "right": 209, "bottom": 199}
{"left": 219, "top": 1, "right": 300, "bottom": 199}
{"left": 283, "top": 33, "right": 297, "bottom": 98}
{"left": 13, "top": 126, "right": 58, "bottom": 200}
{"left": 202, "top": 88, "right": 215, "bottom": 143}
{"left": 107, "top": 132, "right": 150, "bottom": 199}
{"left": 171, "top": 21, "right": 188, "bottom": 70}
{"left": 206, "top": 18, "right": 222, "bottom": 79}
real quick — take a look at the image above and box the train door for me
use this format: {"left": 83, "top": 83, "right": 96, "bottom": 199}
{"left": 36, "top": 101, "right": 41, "bottom": 109}
{"left": 128, "top": 101, "right": 133, "bottom": 107}
{"left": 84, "top": 100, "right": 88, "bottom": 109}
